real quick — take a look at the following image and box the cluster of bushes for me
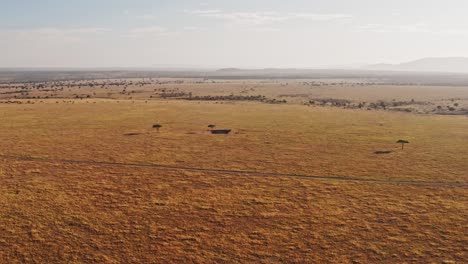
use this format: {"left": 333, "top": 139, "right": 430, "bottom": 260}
{"left": 300, "top": 81, "right": 382, "bottom": 87}
{"left": 432, "top": 102, "right": 467, "bottom": 114}
{"left": 304, "top": 98, "right": 435, "bottom": 113}
{"left": 0, "top": 100, "right": 24, "bottom": 104}
{"left": 154, "top": 88, "right": 180, "bottom": 93}
{"left": 263, "top": 98, "right": 287, "bottom": 104}
{"left": 184, "top": 94, "right": 265, "bottom": 101}
{"left": 182, "top": 94, "right": 286, "bottom": 104}
{"left": 1, "top": 79, "right": 159, "bottom": 92}
{"left": 160, "top": 92, "right": 192, "bottom": 98}
{"left": 306, "top": 98, "right": 352, "bottom": 107}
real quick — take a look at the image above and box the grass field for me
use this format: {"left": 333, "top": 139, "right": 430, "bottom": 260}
{"left": 0, "top": 87, "right": 467, "bottom": 262}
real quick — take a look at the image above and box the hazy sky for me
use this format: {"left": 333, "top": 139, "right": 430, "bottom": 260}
{"left": 1, "top": 0, "right": 468, "bottom": 68}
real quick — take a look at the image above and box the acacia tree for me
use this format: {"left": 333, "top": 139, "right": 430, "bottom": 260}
{"left": 208, "top": 124, "right": 216, "bottom": 131}
{"left": 153, "top": 124, "right": 162, "bottom": 132}
{"left": 396, "top": 139, "right": 409, "bottom": 150}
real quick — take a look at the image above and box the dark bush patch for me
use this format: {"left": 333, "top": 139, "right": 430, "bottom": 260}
{"left": 374, "top": 150, "right": 393, "bottom": 154}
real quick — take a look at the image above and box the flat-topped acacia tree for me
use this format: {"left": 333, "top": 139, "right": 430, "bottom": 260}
{"left": 153, "top": 124, "right": 162, "bottom": 132}
{"left": 396, "top": 139, "right": 409, "bottom": 150}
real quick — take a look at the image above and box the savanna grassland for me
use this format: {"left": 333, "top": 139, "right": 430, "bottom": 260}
{"left": 0, "top": 77, "right": 467, "bottom": 263}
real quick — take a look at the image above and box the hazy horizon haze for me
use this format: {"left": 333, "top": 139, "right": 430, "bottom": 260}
{"left": 2, "top": 0, "right": 468, "bottom": 68}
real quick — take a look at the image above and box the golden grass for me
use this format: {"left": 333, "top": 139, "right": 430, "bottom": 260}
{"left": 0, "top": 101, "right": 466, "bottom": 182}
{"left": 0, "top": 99, "right": 466, "bottom": 263}
{"left": 0, "top": 160, "right": 466, "bottom": 263}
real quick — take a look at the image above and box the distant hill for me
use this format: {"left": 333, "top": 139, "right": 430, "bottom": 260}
{"left": 366, "top": 57, "right": 468, "bottom": 73}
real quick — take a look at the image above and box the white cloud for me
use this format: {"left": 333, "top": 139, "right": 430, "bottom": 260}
{"left": 186, "top": 10, "right": 353, "bottom": 25}
{"left": 288, "top": 13, "right": 353, "bottom": 21}
{"left": 204, "top": 12, "right": 285, "bottom": 25}
{"left": 356, "top": 23, "right": 468, "bottom": 35}
{"left": 187, "top": 9, "right": 222, "bottom": 15}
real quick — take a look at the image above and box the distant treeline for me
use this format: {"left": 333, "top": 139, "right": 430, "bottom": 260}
{"left": 3, "top": 69, "right": 468, "bottom": 86}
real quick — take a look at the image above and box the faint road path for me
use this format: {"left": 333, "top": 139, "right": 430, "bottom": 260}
{"left": 0, "top": 154, "right": 466, "bottom": 188}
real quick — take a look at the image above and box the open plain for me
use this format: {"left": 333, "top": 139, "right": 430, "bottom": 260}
{"left": 0, "top": 76, "right": 467, "bottom": 263}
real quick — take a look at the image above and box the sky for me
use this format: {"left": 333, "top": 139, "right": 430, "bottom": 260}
{"left": 1, "top": 0, "right": 468, "bottom": 68}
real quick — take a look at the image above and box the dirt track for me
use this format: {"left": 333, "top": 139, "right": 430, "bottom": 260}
{"left": 1, "top": 154, "right": 466, "bottom": 188}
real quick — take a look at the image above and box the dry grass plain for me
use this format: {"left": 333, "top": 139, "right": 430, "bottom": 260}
{"left": 0, "top": 81, "right": 467, "bottom": 263}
